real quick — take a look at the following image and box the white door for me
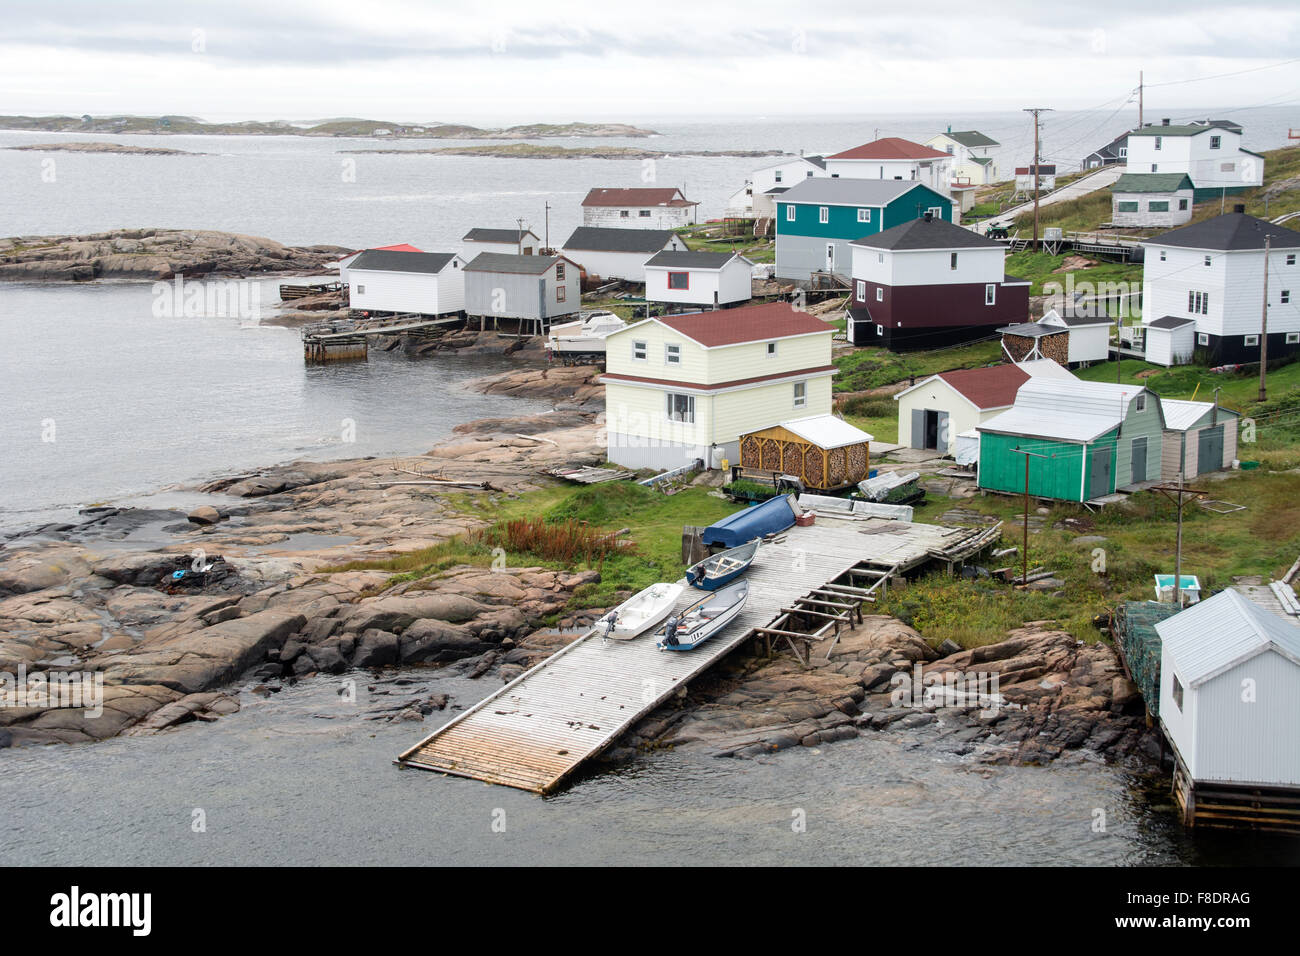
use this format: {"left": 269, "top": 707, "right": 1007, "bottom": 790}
{"left": 825, "top": 244, "right": 835, "bottom": 273}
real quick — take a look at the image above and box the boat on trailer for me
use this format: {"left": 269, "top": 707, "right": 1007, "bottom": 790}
{"left": 595, "top": 582, "right": 686, "bottom": 642}
{"left": 656, "top": 580, "right": 750, "bottom": 651}
{"left": 685, "top": 539, "right": 758, "bottom": 591}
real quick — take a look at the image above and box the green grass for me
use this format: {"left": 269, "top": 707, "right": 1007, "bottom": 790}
{"left": 833, "top": 340, "right": 1002, "bottom": 393}
{"left": 674, "top": 223, "right": 774, "bottom": 262}
{"left": 836, "top": 394, "right": 899, "bottom": 443}
{"left": 1003, "top": 249, "right": 1143, "bottom": 296}
{"left": 881, "top": 468, "right": 1300, "bottom": 647}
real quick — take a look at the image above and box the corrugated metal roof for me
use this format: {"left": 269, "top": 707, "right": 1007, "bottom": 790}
{"left": 1156, "top": 589, "right": 1300, "bottom": 688}
{"left": 1014, "top": 358, "right": 1077, "bottom": 381}
{"left": 774, "top": 414, "right": 873, "bottom": 449}
{"left": 978, "top": 378, "right": 1150, "bottom": 442}
{"left": 777, "top": 178, "right": 923, "bottom": 207}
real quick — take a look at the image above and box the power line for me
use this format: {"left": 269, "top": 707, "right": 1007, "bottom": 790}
{"left": 1144, "top": 57, "right": 1300, "bottom": 89}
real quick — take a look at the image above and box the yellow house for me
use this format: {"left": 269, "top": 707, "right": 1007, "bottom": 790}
{"left": 600, "top": 302, "right": 836, "bottom": 470}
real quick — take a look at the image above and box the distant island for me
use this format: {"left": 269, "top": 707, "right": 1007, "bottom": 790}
{"left": 340, "top": 144, "right": 788, "bottom": 160}
{"left": 6, "top": 141, "right": 200, "bottom": 155}
{"left": 0, "top": 115, "right": 660, "bottom": 140}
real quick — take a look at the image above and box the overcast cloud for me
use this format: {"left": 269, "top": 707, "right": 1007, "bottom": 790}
{"left": 2, "top": 0, "right": 1298, "bottom": 120}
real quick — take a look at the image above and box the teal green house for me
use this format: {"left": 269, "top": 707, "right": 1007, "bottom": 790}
{"left": 774, "top": 178, "right": 953, "bottom": 283}
{"left": 977, "top": 379, "right": 1167, "bottom": 503}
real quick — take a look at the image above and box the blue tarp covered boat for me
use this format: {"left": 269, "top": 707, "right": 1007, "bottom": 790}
{"left": 700, "top": 493, "right": 799, "bottom": 549}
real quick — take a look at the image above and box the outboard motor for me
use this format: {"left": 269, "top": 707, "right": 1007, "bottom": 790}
{"left": 598, "top": 610, "right": 618, "bottom": 643}
{"left": 661, "top": 616, "right": 681, "bottom": 648}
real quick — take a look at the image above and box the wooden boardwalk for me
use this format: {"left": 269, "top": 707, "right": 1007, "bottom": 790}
{"left": 396, "top": 515, "right": 985, "bottom": 793}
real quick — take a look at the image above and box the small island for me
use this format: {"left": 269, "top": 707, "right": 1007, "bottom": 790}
{"left": 6, "top": 141, "right": 201, "bottom": 155}
{"left": 340, "top": 144, "right": 789, "bottom": 160}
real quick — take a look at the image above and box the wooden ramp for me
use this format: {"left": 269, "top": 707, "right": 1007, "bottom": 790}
{"left": 396, "top": 516, "right": 987, "bottom": 793}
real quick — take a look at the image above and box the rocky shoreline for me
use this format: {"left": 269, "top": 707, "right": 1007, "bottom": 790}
{"left": 341, "top": 145, "right": 788, "bottom": 160}
{"left": 0, "top": 361, "right": 1153, "bottom": 777}
{"left": 0, "top": 229, "right": 348, "bottom": 281}
{"left": 6, "top": 142, "right": 201, "bottom": 156}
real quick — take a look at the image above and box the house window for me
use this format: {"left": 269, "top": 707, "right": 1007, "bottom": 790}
{"left": 819, "top": 206, "right": 829, "bottom": 224}
{"left": 1117, "top": 201, "right": 1139, "bottom": 213}
{"left": 950, "top": 253, "right": 958, "bottom": 270}
{"left": 1154, "top": 136, "right": 1162, "bottom": 150}
{"left": 1148, "top": 201, "right": 1169, "bottom": 212}
{"left": 620, "top": 210, "right": 630, "bottom": 217}
{"left": 1118, "top": 147, "right": 1127, "bottom": 158}
{"left": 1210, "top": 135, "right": 1221, "bottom": 149}
{"left": 639, "top": 210, "right": 651, "bottom": 218}
{"left": 1135, "top": 393, "right": 1146, "bottom": 412}
{"left": 855, "top": 280, "right": 866, "bottom": 301}
{"left": 665, "top": 344, "right": 681, "bottom": 365}
{"left": 665, "top": 393, "right": 694, "bottom": 423}
{"left": 793, "top": 381, "right": 807, "bottom": 407}
{"left": 556, "top": 262, "right": 566, "bottom": 280}
{"left": 985, "top": 284, "right": 996, "bottom": 305}
{"left": 1283, "top": 290, "right": 1292, "bottom": 304}
{"left": 356, "top": 284, "right": 366, "bottom": 294}
{"left": 877, "top": 252, "right": 884, "bottom": 264}
{"left": 1151, "top": 164, "right": 1158, "bottom": 173}
{"left": 1287, "top": 332, "right": 1300, "bottom": 344}
{"left": 1288, "top": 254, "right": 1297, "bottom": 266}
{"left": 774, "top": 170, "right": 784, "bottom": 183}
{"left": 1172, "top": 675, "right": 1183, "bottom": 711}
{"left": 875, "top": 288, "right": 883, "bottom": 302}
{"left": 786, "top": 205, "right": 795, "bottom": 222}
{"left": 1204, "top": 255, "right": 1212, "bottom": 267}
{"left": 927, "top": 207, "right": 944, "bottom": 219}
{"left": 766, "top": 342, "right": 777, "bottom": 358}
{"left": 1178, "top": 199, "right": 1188, "bottom": 210}
{"left": 632, "top": 340, "right": 647, "bottom": 361}
{"left": 857, "top": 208, "right": 871, "bottom": 223}
{"left": 1198, "top": 333, "right": 1209, "bottom": 346}
{"left": 556, "top": 285, "right": 566, "bottom": 302}
{"left": 1188, "top": 291, "right": 1209, "bottom": 314}
{"left": 1245, "top": 334, "right": 1260, "bottom": 347}
{"left": 1159, "top": 251, "right": 1167, "bottom": 261}
{"left": 668, "top": 272, "right": 689, "bottom": 290}
{"left": 876, "top": 324, "right": 884, "bottom": 336}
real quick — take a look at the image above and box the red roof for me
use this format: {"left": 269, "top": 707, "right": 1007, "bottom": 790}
{"left": 654, "top": 301, "right": 834, "bottom": 347}
{"left": 582, "top": 187, "right": 697, "bottom": 208}
{"left": 936, "top": 365, "right": 1030, "bottom": 410}
{"left": 827, "top": 137, "right": 950, "bottom": 162}
{"left": 344, "top": 243, "right": 423, "bottom": 257}
{"left": 1014, "top": 165, "right": 1056, "bottom": 175}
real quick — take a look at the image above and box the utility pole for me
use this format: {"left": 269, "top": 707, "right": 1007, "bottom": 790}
{"left": 1260, "top": 234, "right": 1271, "bottom": 401}
{"left": 1116, "top": 308, "right": 1123, "bottom": 383}
{"left": 515, "top": 217, "right": 525, "bottom": 255}
{"left": 1011, "top": 447, "right": 1053, "bottom": 585}
{"left": 544, "top": 201, "right": 551, "bottom": 253}
{"left": 1023, "top": 108, "right": 1053, "bottom": 251}
{"left": 1152, "top": 476, "right": 1206, "bottom": 608}
{"left": 1138, "top": 71, "right": 1143, "bottom": 128}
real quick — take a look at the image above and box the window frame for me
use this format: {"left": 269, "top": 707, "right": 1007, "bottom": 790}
{"left": 665, "top": 392, "right": 695, "bottom": 424}
{"left": 855, "top": 280, "right": 866, "bottom": 301}
{"left": 785, "top": 205, "right": 796, "bottom": 222}
{"left": 667, "top": 271, "right": 690, "bottom": 291}
{"left": 631, "top": 340, "right": 648, "bottom": 362}
{"left": 985, "top": 283, "right": 997, "bottom": 306}
{"left": 1244, "top": 335, "right": 1260, "bottom": 347}
{"left": 818, "top": 206, "right": 829, "bottom": 224}
{"left": 792, "top": 381, "right": 807, "bottom": 408}
{"left": 857, "top": 208, "right": 871, "bottom": 223}
{"left": 664, "top": 343, "right": 682, "bottom": 365}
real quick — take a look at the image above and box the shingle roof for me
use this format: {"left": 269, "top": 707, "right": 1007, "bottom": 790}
{"left": 644, "top": 250, "right": 744, "bottom": 269}
{"left": 561, "top": 226, "right": 679, "bottom": 254}
{"left": 1146, "top": 315, "right": 1197, "bottom": 330}
{"left": 777, "top": 177, "right": 926, "bottom": 208}
{"left": 1145, "top": 213, "right": 1300, "bottom": 252}
{"left": 463, "top": 252, "right": 565, "bottom": 275}
{"left": 904, "top": 365, "right": 1030, "bottom": 410}
{"left": 1111, "top": 173, "right": 1195, "bottom": 193}
{"left": 348, "top": 249, "right": 458, "bottom": 274}
{"left": 1156, "top": 589, "right": 1300, "bottom": 688}
{"left": 627, "top": 301, "right": 833, "bottom": 348}
{"left": 827, "top": 137, "right": 950, "bottom": 161}
{"left": 581, "top": 187, "right": 696, "bottom": 208}
{"left": 850, "top": 216, "right": 999, "bottom": 251}
{"left": 946, "top": 130, "right": 999, "bottom": 148}
{"left": 1015, "top": 165, "right": 1057, "bottom": 175}
{"left": 463, "top": 228, "right": 539, "bottom": 243}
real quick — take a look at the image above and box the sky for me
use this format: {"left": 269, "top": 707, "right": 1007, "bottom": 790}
{"left": 2, "top": 0, "right": 1299, "bottom": 122}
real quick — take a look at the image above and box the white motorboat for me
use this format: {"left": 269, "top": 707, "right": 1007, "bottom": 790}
{"left": 595, "top": 582, "right": 686, "bottom": 642}
{"left": 546, "top": 310, "right": 627, "bottom": 360}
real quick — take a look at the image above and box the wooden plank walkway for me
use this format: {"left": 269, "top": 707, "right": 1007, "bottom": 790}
{"left": 395, "top": 516, "right": 970, "bottom": 793}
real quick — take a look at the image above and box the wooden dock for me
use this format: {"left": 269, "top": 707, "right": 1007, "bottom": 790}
{"left": 396, "top": 515, "right": 997, "bottom": 793}
{"left": 301, "top": 312, "right": 463, "bottom": 362}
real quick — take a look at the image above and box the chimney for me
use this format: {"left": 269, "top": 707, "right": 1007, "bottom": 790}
{"left": 1233, "top": 203, "right": 1246, "bottom": 214}
{"left": 947, "top": 124, "right": 952, "bottom": 135}
{"left": 1161, "top": 118, "right": 1170, "bottom": 126}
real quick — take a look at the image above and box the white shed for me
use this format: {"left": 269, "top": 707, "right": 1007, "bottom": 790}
{"left": 1143, "top": 315, "right": 1197, "bottom": 367}
{"left": 462, "top": 228, "right": 542, "bottom": 258}
{"left": 1039, "top": 309, "right": 1112, "bottom": 365}
{"left": 1157, "top": 589, "right": 1300, "bottom": 789}
{"left": 346, "top": 249, "right": 466, "bottom": 316}
{"left": 644, "top": 251, "right": 754, "bottom": 309}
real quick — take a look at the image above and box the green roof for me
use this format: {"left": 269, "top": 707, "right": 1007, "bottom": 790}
{"left": 969, "top": 156, "right": 993, "bottom": 165}
{"left": 1111, "top": 173, "right": 1194, "bottom": 194}
{"left": 946, "top": 130, "right": 999, "bottom": 148}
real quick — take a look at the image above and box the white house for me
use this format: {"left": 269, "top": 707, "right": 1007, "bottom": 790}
{"left": 346, "top": 249, "right": 466, "bottom": 316}
{"left": 1039, "top": 309, "right": 1113, "bottom": 365}
{"left": 894, "top": 364, "right": 1033, "bottom": 456}
{"left": 748, "top": 155, "right": 826, "bottom": 218}
{"left": 1143, "top": 315, "right": 1197, "bottom": 367}
{"left": 335, "top": 243, "right": 422, "bottom": 283}
{"left": 1141, "top": 211, "right": 1300, "bottom": 364}
{"left": 1110, "top": 173, "right": 1195, "bottom": 228}
{"left": 581, "top": 187, "right": 698, "bottom": 230}
{"left": 926, "top": 128, "right": 1000, "bottom": 186}
{"left": 1126, "top": 119, "right": 1263, "bottom": 197}
{"left": 644, "top": 251, "right": 754, "bottom": 310}
{"left": 821, "top": 137, "right": 952, "bottom": 193}
{"left": 560, "top": 227, "right": 687, "bottom": 283}
{"left": 1157, "top": 589, "right": 1300, "bottom": 792}
{"left": 463, "top": 228, "right": 542, "bottom": 257}
{"left": 600, "top": 302, "right": 835, "bottom": 471}
{"left": 1014, "top": 165, "right": 1057, "bottom": 193}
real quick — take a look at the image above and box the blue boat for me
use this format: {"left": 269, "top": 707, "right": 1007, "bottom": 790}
{"left": 656, "top": 580, "right": 750, "bottom": 651}
{"left": 685, "top": 539, "right": 758, "bottom": 591}
{"left": 700, "top": 493, "right": 798, "bottom": 549}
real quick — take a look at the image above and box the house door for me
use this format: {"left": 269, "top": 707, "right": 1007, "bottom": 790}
{"left": 1131, "top": 437, "right": 1147, "bottom": 483}
{"left": 1197, "top": 425, "right": 1224, "bottom": 474}
{"left": 713, "top": 291, "right": 719, "bottom": 310}
{"left": 1088, "top": 446, "right": 1112, "bottom": 498}
{"left": 825, "top": 244, "right": 836, "bottom": 273}
{"left": 911, "top": 409, "right": 946, "bottom": 451}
